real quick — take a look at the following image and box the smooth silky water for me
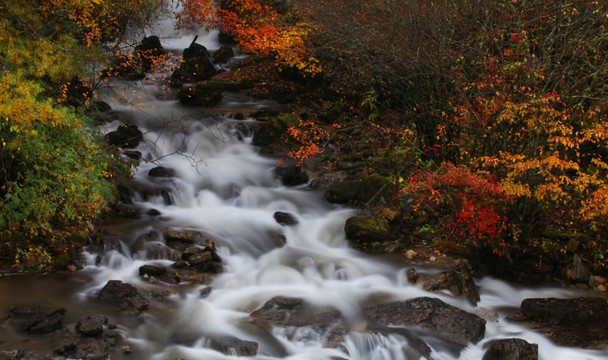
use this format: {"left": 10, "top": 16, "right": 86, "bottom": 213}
{"left": 1, "top": 8, "right": 607, "bottom": 360}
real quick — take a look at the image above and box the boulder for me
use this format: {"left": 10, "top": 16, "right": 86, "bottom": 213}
{"left": 212, "top": 46, "right": 235, "bottom": 64}
{"left": 363, "top": 297, "right": 486, "bottom": 345}
{"left": 274, "top": 211, "right": 299, "bottom": 226}
{"left": 520, "top": 297, "right": 608, "bottom": 325}
{"left": 171, "top": 41, "right": 217, "bottom": 85}
{"left": 105, "top": 124, "right": 143, "bottom": 149}
{"left": 482, "top": 338, "right": 538, "bottom": 360}
{"left": 97, "top": 280, "right": 149, "bottom": 311}
{"left": 178, "top": 80, "right": 224, "bottom": 107}
{"left": 507, "top": 297, "right": 608, "bottom": 348}
{"left": 135, "top": 35, "right": 165, "bottom": 72}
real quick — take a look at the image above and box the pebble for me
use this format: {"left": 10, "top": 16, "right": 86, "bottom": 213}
{"left": 596, "top": 284, "right": 607, "bottom": 292}
{"left": 405, "top": 250, "right": 417, "bottom": 259}
{"left": 429, "top": 256, "right": 436, "bottom": 262}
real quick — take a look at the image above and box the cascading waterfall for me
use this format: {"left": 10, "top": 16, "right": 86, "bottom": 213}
{"left": 1, "top": 7, "right": 607, "bottom": 360}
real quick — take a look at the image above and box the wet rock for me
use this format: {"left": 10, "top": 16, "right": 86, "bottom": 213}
{"left": 164, "top": 229, "right": 214, "bottom": 251}
{"left": 133, "top": 232, "right": 175, "bottom": 260}
{"left": 105, "top": 123, "right": 143, "bottom": 149}
{"left": 148, "top": 166, "right": 176, "bottom": 178}
{"left": 139, "top": 264, "right": 167, "bottom": 277}
{"left": 272, "top": 233, "right": 287, "bottom": 247}
{"left": 180, "top": 246, "right": 223, "bottom": 273}
{"left": 482, "top": 338, "right": 538, "bottom": 360}
{"left": 363, "top": 297, "right": 486, "bottom": 345}
{"left": 250, "top": 297, "right": 341, "bottom": 327}
{"left": 250, "top": 297, "right": 346, "bottom": 351}
{"left": 274, "top": 165, "right": 309, "bottom": 186}
{"left": 76, "top": 315, "right": 105, "bottom": 337}
{"left": 206, "top": 335, "right": 258, "bottom": 356}
{"left": 507, "top": 297, "right": 608, "bottom": 348}
{"left": 274, "top": 211, "right": 299, "bottom": 226}
{"left": 97, "top": 280, "right": 149, "bottom": 311}
{"left": 4, "top": 306, "right": 66, "bottom": 334}
{"left": 344, "top": 215, "right": 390, "bottom": 251}
{"left": 409, "top": 262, "right": 480, "bottom": 305}
{"left": 147, "top": 208, "right": 161, "bottom": 216}
{"left": 178, "top": 80, "right": 224, "bottom": 107}
{"left": 212, "top": 46, "right": 235, "bottom": 64}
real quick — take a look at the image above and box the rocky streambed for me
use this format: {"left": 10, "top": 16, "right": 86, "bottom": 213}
{"left": 2, "top": 14, "right": 608, "bottom": 360}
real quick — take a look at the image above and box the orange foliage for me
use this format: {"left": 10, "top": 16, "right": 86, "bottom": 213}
{"left": 176, "top": 0, "right": 320, "bottom": 74}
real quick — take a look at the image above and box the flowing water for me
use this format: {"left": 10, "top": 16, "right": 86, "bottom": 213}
{"left": 1, "top": 11, "right": 608, "bottom": 360}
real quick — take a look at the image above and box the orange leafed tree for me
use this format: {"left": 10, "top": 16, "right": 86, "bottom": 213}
{"left": 175, "top": 0, "right": 320, "bottom": 74}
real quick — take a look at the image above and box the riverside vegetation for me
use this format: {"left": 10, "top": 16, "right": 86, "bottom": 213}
{"left": 1, "top": 0, "right": 607, "bottom": 287}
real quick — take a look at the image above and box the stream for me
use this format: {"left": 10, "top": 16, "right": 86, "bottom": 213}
{"left": 1, "top": 9, "right": 608, "bottom": 360}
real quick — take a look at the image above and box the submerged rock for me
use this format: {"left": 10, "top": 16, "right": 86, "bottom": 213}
{"left": 76, "top": 315, "right": 105, "bottom": 337}
{"left": 205, "top": 335, "right": 258, "bottom": 356}
{"left": 3, "top": 306, "right": 66, "bottom": 334}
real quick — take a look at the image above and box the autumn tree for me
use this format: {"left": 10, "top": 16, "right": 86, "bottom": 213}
{"left": 0, "top": 0, "right": 161, "bottom": 270}
{"left": 176, "top": 0, "right": 320, "bottom": 74}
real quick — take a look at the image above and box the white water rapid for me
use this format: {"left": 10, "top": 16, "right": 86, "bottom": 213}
{"left": 1, "top": 9, "right": 607, "bottom": 360}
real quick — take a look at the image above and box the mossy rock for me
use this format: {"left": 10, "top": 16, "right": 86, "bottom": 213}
{"left": 178, "top": 80, "right": 224, "bottom": 107}
{"left": 355, "top": 174, "right": 391, "bottom": 203}
{"left": 325, "top": 174, "right": 391, "bottom": 204}
{"left": 344, "top": 215, "right": 390, "bottom": 251}
{"left": 252, "top": 113, "right": 299, "bottom": 147}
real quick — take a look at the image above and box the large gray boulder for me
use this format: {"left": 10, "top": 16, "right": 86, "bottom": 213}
{"left": 363, "top": 297, "right": 486, "bottom": 346}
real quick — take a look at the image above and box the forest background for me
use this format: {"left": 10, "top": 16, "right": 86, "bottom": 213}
{"left": 1, "top": 0, "right": 607, "bottom": 283}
